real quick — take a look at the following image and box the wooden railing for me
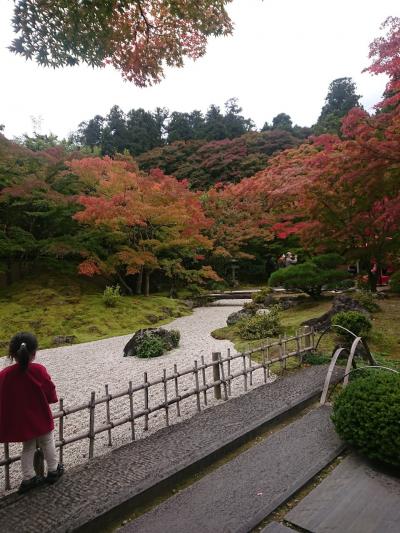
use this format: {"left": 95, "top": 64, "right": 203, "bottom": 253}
{"left": 1, "top": 327, "right": 314, "bottom": 491}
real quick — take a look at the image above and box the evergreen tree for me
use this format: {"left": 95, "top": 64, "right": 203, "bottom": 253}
{"left": 314, "top": 77, "right": 361, "bottom": 135}
{"left": 101, "top": 106, "right": 128, "bottom": 155}
{"left": 204, "top": 105, "right": 227, "bottom": 140}
{"left": 272, "top": 113, "right": 293, "bottom": 131}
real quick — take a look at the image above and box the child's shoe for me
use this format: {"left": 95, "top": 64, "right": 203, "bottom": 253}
{"left": 46, "top": 464, "right": 64, "bottom": 484}
{"left": 18, "top": 475, "right": 43, "bottom": 494}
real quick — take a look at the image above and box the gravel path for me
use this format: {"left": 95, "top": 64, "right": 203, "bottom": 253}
{"left": 0, "top": 304, "right": 272, "bottom": 492}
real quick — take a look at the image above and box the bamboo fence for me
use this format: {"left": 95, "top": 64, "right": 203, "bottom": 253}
{"left": 1, "top": 327, "right": 314, "bottom": 491}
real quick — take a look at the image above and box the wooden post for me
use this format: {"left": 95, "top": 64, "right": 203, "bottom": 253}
{"left": 194, "top": 361, "right": 201, "bottom": 412}
{"left": 311, "top": 326, "right": 315, "bottom": 350}
{"left": 129, "top": 381, "right": 136, "bottom": 440}
{"left": 296, "top": 330, "right": 302, "bottom": 366}
{"left": 4, "top": 443, "right": 10, "bottom": 491}
{"left": 262, "top": 348, "right": 267, "bottom": 383}
{"left": 248, "top": 353, "right": 253, "bottom": 386}
{"left": 88, "top": 391, "right": 96, "bottom": 459}
{"left": 163, "top": 369, "right": 170, "bottom": 426}
{"left": 242, "top": 353, "right": 248, "bottom": 391}
{"left": 144, "top": 372, "right": 149, "bottom": 431}
{"left": 173, "top": 364, "right": 181, "bottom": 417}
{"left": 279, "top": 335, "right": 285, "bottom": 373}
{"left": 200, "top": 356, "right": 207, "bottom": 405}
{"left": 105, "top": 385, "right": 112, "bottom": 446}
{"left": 59, "top": 398, "right": 65, "bottom": 462}
{"left": 212, "top": 352, "right": 221, "bottom": 400}
{"left": 227, "top": 348, "right": 232, "bottom": 396}
{"left": 218, "top": 354, "right": 228, "bottom": 401}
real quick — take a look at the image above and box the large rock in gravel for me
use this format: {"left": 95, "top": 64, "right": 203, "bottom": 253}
{"left": 302, "top": 294, "right": 369, "bottom": 332}
{"left": 123, "top": 328, "right": 180, "bottom": 357}
{"left": 226, "top": 308, "right": 256, "bottom": 326}
{"left": 53, "top": 335, "right": 76, "bottom": 346}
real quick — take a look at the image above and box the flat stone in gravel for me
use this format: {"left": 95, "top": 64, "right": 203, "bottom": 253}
{"left": 0, "top": 366, "right": 341, "bottom": 533}
{"left": 121, "top": 406, "right": 343, "bottom": 533}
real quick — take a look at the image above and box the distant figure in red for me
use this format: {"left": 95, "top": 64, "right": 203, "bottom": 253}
{"left": 0, "top": 332, "right": 64, "bottom": 493}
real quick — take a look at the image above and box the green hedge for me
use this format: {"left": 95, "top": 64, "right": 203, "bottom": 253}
{"left": 332, "top": 371, "right": 400, "bottom": 466}
{"left": 331, "top": 311, "right": 372, "bottom": 338}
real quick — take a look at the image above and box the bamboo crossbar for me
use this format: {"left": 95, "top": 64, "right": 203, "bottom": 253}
{"left": 1, "top": 327, "right": 314, "bottom": 490}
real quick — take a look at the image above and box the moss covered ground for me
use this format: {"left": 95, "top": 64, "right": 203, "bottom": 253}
{"left": 0, "top": 274, "right": 190, "bottom": 352}
{"left": 211, "top": 295, "right": 400, "bottom": 365}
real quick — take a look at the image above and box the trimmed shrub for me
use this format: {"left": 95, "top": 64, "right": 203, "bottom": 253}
{"left": 136, "top": 336, "right": 165, "bottom": 358}
{"left": 311, "top": 253, "right": 343, "bottom": 270}
{"left": 238, "top": 305, "right": 282, "bottom": 340}
{"left": 331, "top": 311, "right": 372, "bottom": 338}
{"left": 252, "top": 287, "right": 272, "bottom": 304}
{"left": 332, "top": 371, "right": 400, "bottom": 466}
{"left": 352, "top": 290, "right": 380, "bottom": 313}
{"left": 269, "top": 261, "right": 348, "bottom": 299}
{"left": 102, "top": 285, "right": 121, "bottom": 307}
{"left": 390, "top": 270, "right": 400, "bottom": 293}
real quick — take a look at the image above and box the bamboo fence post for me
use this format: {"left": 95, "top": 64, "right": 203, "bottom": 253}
{"left": 173, "top": 364, "right": 181, "bottom": 417}
{"left": 248, "top": 353, "right": 253, "bottom": 386}
{"left": 163, "top": 369, "right": 170, "bottom": 426}
{"left": 311, "top": 326, "right": 315, "bottom": 350}
{"left": 242, "top": 352, "right": 248, "bottom": 391}
{"left": 279, "top": 335, "right": 284, "bottom": 373}
{"left": 105, "top": 385, "right": 112, "bottom": 446}
{"left": 128, "top": 381, "right": 136, "bottom": 440}
{"left": 262, "top": 347, "right": 267, "bottom": 383}
{"left": 218, "top": 353, "right": 228, "bottom": 401}
{"left": 227, "top": 348, "right": 232, "bottom": 396}
{"left": 88, "top": 391, "right": 96, "bottom": 459}
{"left": 296, "top": 330, "right": 302, "bottom": 366}
{"left": 4, "top": 443, "right": 10, "bottom": 491}
{"left": 194, "top": 361, "right": 201, "bottom": 412}
{"left": 212, "top": 352, "right": 222, "bottom": 400}
{"left": 144, "top": 372, "right": 149, "bottom": 431}
{"left": 59, "top": 398, "right": 65, "bottom": 462}
{"left": 200, "top": 356, "right": 207, "bottom": 405}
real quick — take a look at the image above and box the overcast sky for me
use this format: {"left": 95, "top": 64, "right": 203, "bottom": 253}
{"left": 1, "top": 0, "right": 399, "bottom": 139}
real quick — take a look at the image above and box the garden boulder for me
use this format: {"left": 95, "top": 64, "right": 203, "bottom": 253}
{"left": 123, "top": 327, "right": 180, "bottom": 357}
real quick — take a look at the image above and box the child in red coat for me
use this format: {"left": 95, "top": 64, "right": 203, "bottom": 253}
{"left": 0, "top": 332, "right": 64, "bottom": 493}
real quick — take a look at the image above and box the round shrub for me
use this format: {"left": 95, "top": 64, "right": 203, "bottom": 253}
{"left": 332, "top": 371, "right": 400, "bottom": 466}
{"left": 238, "top": 305, "right": 282, "bottom": 340}
{"left": 331, "top": 310, "right": 372, "bottom": 338}
{"left": 136, "top": 337, "right": 165, "bottom": 358}
{"left": 390, "top": 270, "right": 400, "bottom": 293}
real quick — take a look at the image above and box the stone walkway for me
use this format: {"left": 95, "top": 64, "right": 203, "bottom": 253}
{"left": 0, "top": 366, "right": 339, "bottom": 533}
{"left": 120, "top": 406, "right": 343, "bottom": 533}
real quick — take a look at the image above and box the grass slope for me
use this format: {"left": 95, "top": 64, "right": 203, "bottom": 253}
{"left": 0, "top": 275, "right": 190, "bottom": 353}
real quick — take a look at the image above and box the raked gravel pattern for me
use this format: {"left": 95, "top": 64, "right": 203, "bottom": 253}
{"left": 0, "top": 304, "right": 273, "bottom": 493}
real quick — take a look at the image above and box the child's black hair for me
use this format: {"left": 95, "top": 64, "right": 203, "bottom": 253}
{"left": 9, "top": 332, "right": 38, "bottom": 371}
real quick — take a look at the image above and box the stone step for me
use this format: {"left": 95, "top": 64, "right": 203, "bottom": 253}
{"left": 120, "top": 406, "right": 343, "bottom": 533}
{"left": 0, "top": 366, "right": 342, "bottom": 533}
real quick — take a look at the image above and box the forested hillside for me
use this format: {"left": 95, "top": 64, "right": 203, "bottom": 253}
{"left": 1, "top": 18, "right": 399, "bottom": 295}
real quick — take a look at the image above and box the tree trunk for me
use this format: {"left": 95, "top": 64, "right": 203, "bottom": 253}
{"left": 144, "top": 270, "right": 150, "bottom": 297}
{"left": 368, "top": 268, "right": 378, "bottom": 292}
{"left": 5, "top": 259, "right": 13, "bottom": 286}
{"left": 136, "top": 267, "right": 143, "bottom": 295}
{"left": 117, "top": 272, "right": 133, "bottom": 295}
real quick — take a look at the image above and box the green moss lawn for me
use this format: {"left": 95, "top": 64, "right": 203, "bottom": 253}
{"left": 212, "top": 295, "right": 400, "bottom": 366}
{"left": 0, "top": 274, "right": 190, "bottom": 353}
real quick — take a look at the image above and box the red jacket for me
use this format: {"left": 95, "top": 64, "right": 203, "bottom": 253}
{"left": 0, "top": 362, "right": 58, "bottom": 443}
